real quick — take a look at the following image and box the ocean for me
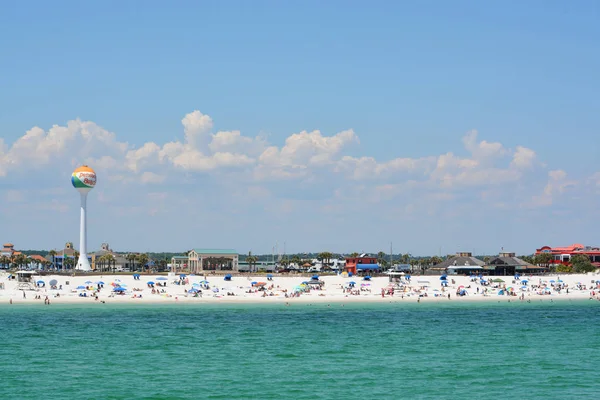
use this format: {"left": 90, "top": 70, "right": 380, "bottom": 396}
{"left": 1, "top": 300, "right": 598, "bottom": 399}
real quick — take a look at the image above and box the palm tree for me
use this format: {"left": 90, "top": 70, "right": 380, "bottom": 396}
{"left": 127, "top": 254, "right": 137, "bottom": 272}
{"left": 377, "top": 251, "right": 388, "bottom": 268}
{"left": 63, "top": 256, "right": 75, "bottom": 270}
{"left": 49, "top": 250, "right": 57, "bottom": 270}
{"left": 318, "top": 252, "right": 333, "bottom": 270}
{"left": 73, "top": 251, "right": 80, "bottom": 268}
{"left": 246, "top": 252, "right": 258, "bottom": 272}
{"left": 136, "top": 254, "right": 149, "bottom": 274}
{"left": 350, "top": 252, "right": 359, "bottom": 258}
{"left": 0, "top": 255, "right": 9, "bottom": 269}
{"left": 290, "top": 255, "right": 301, "bottom": 268}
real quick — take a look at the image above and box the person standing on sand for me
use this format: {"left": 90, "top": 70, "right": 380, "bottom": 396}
{"left": 22, "top": 290, "right": 26, "bottom": 299}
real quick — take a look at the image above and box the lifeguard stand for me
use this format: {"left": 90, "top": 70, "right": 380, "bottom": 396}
{"left": 16, "top": 271, "right": 35, "bottom": 290}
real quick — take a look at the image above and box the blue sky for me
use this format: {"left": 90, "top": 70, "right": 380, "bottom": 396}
{"left": 1, "top": 0, "right": 599, "bottom": 255}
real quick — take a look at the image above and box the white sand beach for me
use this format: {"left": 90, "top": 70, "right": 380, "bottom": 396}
{"left": 1, "top": 271, "right": 600, "bottom": 305}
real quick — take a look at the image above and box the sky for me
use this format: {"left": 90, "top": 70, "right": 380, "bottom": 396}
{"left": 1, "top": 0, "right": 599, "bottom": 256}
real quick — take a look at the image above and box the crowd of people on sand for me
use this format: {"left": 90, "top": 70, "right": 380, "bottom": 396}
{"left": 3, "top": 270, "right": 600, "bottom": 304}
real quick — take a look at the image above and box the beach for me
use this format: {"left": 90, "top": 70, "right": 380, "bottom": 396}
{"left": 2, "top": 271, "right": 599, "bottom": 305}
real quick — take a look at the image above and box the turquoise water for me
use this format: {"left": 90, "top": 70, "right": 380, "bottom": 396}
{"left": 1, "top": 300, "right": 599, "bottom": 399}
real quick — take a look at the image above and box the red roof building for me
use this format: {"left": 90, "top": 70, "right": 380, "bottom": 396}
{"left": 535, "top": 244, "right": 600, "bottom": 267}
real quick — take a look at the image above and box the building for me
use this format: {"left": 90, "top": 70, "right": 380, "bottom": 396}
{"left": 345, "top": 254, "right": 380, "bottom": 275}
{"left": 92, "top": 243, "right": 128, "bottom": 271}
{"left": 1, "top": 243, "right": 47, "bottom": 269}
{"left": 49, "top": 242, "right": 91, "bottom": 271}
{"left": 485, "top": 252, "right": 546, "bottom": 275}
{"left": 432, "top": 252, "right": 485, "bottom": 275}
{"left": 1, "top": 243, "right": 21, "bottom": 258}
{"left": 173, "top": 249, "right": 239, "bottom": 273}
{"left": 535, "top": 244, "right": 600, "bottom": 267}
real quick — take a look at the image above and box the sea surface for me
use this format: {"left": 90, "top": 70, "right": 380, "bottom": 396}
{"left": 0, "top": 300, "right": 599, "bottom": 399}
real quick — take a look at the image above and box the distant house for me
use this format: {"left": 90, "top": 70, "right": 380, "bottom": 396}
{"left": 536, "top": 243, "right": 600, "bottom": 268}
{"left": 345, "top": 254, "right": 380, "bottom": 275}
{"left": 173, "top": 249, "right": 239, "bottom": 273}
{"left": 433, "top": 252, "right": 485, "bottom": 275}
{"left": 486, "top": 252, "right": 547, "bottom": 275}
{"left": 49, "top": 242, "right": 91, "bottom": 271}
{"left": 92, "top": 243, "right": 128, "bottom": 271}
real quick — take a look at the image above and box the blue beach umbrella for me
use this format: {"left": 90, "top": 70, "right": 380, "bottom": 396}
{"left": 251, "top": 281, "right": 257, "bottom": 285}
{"left": 76, "top": 285, "right": 86, "bottom": 290}
{"left": 37, "top": 280, "right": 45, "bottom": 284}
{"left": 440, "top": 275, "right": 447, "bottom": 280}
{"left": 113, "top": 287, "right": 126, "bottom": 292}
{"left": 311, "top": 275, "right": 319, "bottom": 280}
{"left": 266, "top": 274, "right": 273, "bottom": 278}
{"left": 156, "top": 277, "right": 168, "bottom": 281}
{"left": 147, "top": 281, "right": 155, "bottom": 285}
{"left": 85, "top": 281, "right": 92, "bottom": 284}
{"left": 132, "top": 274, "right": 140, "bottom": 278}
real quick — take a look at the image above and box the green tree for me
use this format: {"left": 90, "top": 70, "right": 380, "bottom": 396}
{"left": 63, "top": 256, "right": 75, "bottom": 270}
{"left": 350, "top": 252, "right": 359, "bottom": 258}
{"left": 127, "top": 254, "right": 137, "bottom": 272}
{"left": 136, "top": 254, "right": 149, "bottom": 273}
{"left": 534, "top": 253, "right": 554, "bottom": 270}
{"left": 318, "top": 252, "right": 333, "bottom": 270}
{"left": 246, "top": 252, "right": 258, "bottom": 272}
{"left": 48, "top": 250, "right": 57, "bottom": 269}
{"left": 570, "top": 254, "right": 596, "bottom": 273}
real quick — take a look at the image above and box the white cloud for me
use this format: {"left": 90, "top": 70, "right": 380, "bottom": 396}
{"left": 531, "top": 169, "right": 576, "bottom": 206}
{"left": 0, "top": 110, "right": 573, "bottom": 221}
{"left": 511, "top": 146, "right": 537, "bottom": 169}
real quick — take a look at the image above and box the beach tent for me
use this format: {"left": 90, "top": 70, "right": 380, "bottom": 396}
{"left": 224, "top": 274, "right": 232, "bottom": 281}
{"left": 363, "top": 276, "right": 371, "bottom": 281}
{"left": 311, "top": 275, "right": 319, "bottom": 280}
{"left": 266, "top": 274, "right": 273, "bottom": 281}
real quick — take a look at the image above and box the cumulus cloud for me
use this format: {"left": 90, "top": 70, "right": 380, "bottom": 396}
{"left": 531, "top": 169, "right": 576, "bottom": 206}
{"left": 0, "top": 110, "right": 567, "bottom": 217}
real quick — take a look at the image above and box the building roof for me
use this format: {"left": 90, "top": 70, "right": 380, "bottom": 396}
{"left": 3, "top": 243, "right": 13, "bottom": 247}
{"left": 488, "top": 256, "right": 532, "bottom": 267}
{"left": 172, "top": 256, "right": 188, "bottom": 260}
{"left": 29, "top": 255, "right": 47, "bottom": 262}
{"left": 192, "top": 249, "right": 237, "bottom": 255}
{"left": 433, "top": 256, "right": 485, "bottom": 269}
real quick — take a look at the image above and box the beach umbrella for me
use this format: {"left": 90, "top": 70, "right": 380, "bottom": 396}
{"left": 85, "top": 280, "right": 92, "bottom": 284}
{"left": 180, "top": 274, "right": 186, "bottom": 278}
{"left": 200, "top": 280, "right": 209, "bottom": 284}
{"left": 113, "top": 287, "right": 126, "bottom": 292}
{"left": 440, "top": 275, "right": 447, "bottom": 280}
{"left": 156, "top": 277, "right": 168, "bottom": 281}
{"left": 133, "top": 274, "right": 140, "bottom": 278}
{"left": 147, "top": 281, "right": 155, "bottom": 285}
{"left": 49, "top": 279, "right": 58, "bottom": 286}
{"left": 251, "top": 281, "right": 257, "bottom": 285}
{"left": 76, "top": 285, "right": 86, "bottom": 290}
{"left": 37, "top": 280, "right": 45, "bottom": 284}
{"left": 557, "top": 279, "right": 564, "bottom": 283}
{"left": 521, "top": 286, "right": 528, "bottom": 290}
{"left": 96, "top": 281, "right": 105, "bottom": 285}
{"left": 549, "top": 280, "right": 555, "bottom": 283}
{"left": 311, "top": 275, "right": 319, "bottom": 280}
{"left": 266, "top": 274, "right": 273, "bottom": 278}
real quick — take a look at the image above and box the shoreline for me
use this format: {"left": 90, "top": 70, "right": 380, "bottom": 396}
{"left": 1, "top": 272, "right": 599, "bottom": 307}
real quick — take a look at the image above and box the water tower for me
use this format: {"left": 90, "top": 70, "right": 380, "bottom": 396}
{"left": 71, "top": 166, "right": 96, "bottom": 271}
